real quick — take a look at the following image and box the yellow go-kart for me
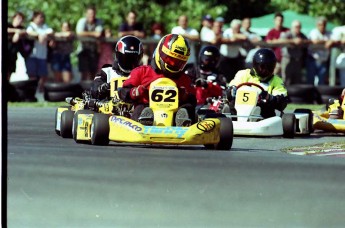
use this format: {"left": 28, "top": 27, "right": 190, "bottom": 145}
{"left": 54, "top": 77, "right": 131, "bottom": 138}
{"left": 74, "top": 78, "right": 234, "bottom": 150}
{"left": 313, "top": 98, "right": 345, "bottom": 133}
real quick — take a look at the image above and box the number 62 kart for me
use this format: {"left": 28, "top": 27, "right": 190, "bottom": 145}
{"left": 73, "top": 78, "right": 234, "bottom": 150}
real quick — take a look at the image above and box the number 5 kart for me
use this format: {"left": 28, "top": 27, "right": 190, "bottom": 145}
{"left": 74, "top": 77, "right": 234, "bottom": 150}
{"left": 198, "top": 82, "right": 313, "bottom": 138}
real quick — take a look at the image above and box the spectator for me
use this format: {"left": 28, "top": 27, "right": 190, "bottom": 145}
{"left": 279, "top": 20, "right": 309, "bottom": 85}
{"left": 307, "top": 16, "right": 332, "bottom": 85}
{"left": 265, "top": 12, "right": 289, "bottom": 75}
{"left": 241, "top": 17, "right": 262, "bottom": 68}
{"left": 49, "top": 21, "right": 74, "bottom": 83}
{"left": 241, "top": 17, "right": 262, "bottom": 43}
{"left": 26, "top": 11, "right": 54, "bottom": 92}
{"left": 199, "top": 20, "right": 223, "bottom": 48}
{"left": 7, "top": 12, "right": 32, "bottom": 80}
{"left": 151, "top": 22, "right": 165, "bottom": 40}
{"left": 118, "top": 10, "right": 145, "bottom": 38}
{"left": 219, "top": 19, "right": 247, "bottom": 82}
{"left": 171, "top": 15, "right": 200, "bottom": 68}
{"left": 331, "top": 25, "right": 345, "bottom": 86}
{"left": 76, "top": 5, "right": 103, "bottom": 81}
{"left": 215, "top": 17, "right": 225, "bottom": 30}
{"left": 97, "top": 27, "right": 115, "bottom": 72}
{"left": 200, "top": 14, "right": 214, "bottom": 49}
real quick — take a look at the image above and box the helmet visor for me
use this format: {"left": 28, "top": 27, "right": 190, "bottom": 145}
{"left": 117, "top": 53, "right": 141, "bottom": 72}
{"left": 159, "top": 51, "right": 187, "bottom": 73}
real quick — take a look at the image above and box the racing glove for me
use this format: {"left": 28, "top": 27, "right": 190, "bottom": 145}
{"left": 130, "top": 85, "right": 148, "bottom": 100}
{"left": 98, "top": 83, "right": 110, "bottom": 95}
{"left": 226, "top": 85, "right": 237, "bottom": 101}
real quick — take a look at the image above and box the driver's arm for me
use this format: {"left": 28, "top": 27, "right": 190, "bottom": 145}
{"left": 90, "top": 69, "right": 108, "bottom": 99}
{"left": 262, "top": 80, "right": 289, "bottom": 112}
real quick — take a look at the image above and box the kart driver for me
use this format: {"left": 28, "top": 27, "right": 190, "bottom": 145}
{"left": 227, "top": 48, "right": 289, "bottom": 118}
{"left": 184, "top": 45, "right": 227, "bottom": 106}
{"left": 118, "top": 33, "right": 197, "bottom": 126}
{"left": 90, "top": 35, "right": 143, "bottom": 99}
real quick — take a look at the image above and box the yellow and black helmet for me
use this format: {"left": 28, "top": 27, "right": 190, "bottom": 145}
{"left": 154, "top": 34, "right": 190, "bottom": 75}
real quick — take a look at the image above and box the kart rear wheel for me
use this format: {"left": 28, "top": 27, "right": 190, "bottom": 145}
{"left": 205, "top": 117, "right": 233, "bottom": 150}
{"left": 282, "top": 113, "right": 296, "bottom": 138}
{"left": 60, "top": 110, "right": 75, "bottom": 138}
{"left": 55, "top": 106, "right": 71, "bottom": 136}
{"left": 73, "top": 110, "right": 94, "bottom": 143}
{"left": 91, "top": 113, "right": 110, "bottom": 146}
{"left": 294, "top": 108, "right": 314, "bottom": 134}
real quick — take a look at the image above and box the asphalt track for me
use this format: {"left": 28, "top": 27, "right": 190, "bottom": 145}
{"left": 7, "top": 107, "right": 345, "bottom": 227}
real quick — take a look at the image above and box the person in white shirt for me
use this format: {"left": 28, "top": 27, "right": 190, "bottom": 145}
{"left": 331, "top": 25, "right": 345, "bottom": 86}
{"left": 26, "top": 11, "right": 54, "bottom": 92}
{"left": 171, "top": 15, "right": 200, "bottom": 68}
{"left": 306, "top": 16, "right": 332, "bottom": 85}
{"left": 200, "top": 14, "right": 214, "bottom": 50}
{"left": 218, "top": 19, "right": 248, "bottom": 82}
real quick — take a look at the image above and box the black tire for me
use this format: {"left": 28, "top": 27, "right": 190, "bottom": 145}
{"left": 73, "top": 110, "right": 95, "bottom": 143}
{"left": 294, "top": 108, "right": 314, "bottom": 134}
{"left": 44, "top": 91, "right": 82, "bottom": 102}
{"left": 205, "top": 117, "right": 233, "bottom": 150}
{"left": 286, "top": 84, "right": 319, "bottom": 104}
{"left": 44, "top": 82, "right": 83, "bottom": 92}
{"left": 316, "top": 85, "right": 343, "bottom": 104}
{"left": 80, "top": 80, "right": 93, "bottom": 91}
{"left": 10, "top": 79, "right": 38, "bottom": 102}
{"left": 215, "top": 117, "right": 233, "bottom": 150}
{"left": 44, "top": 82, "right": 83, "bottom": 102}
{"left": 55, "top": 106, "right": 71, "bottom": 136}
{"left": 60, "top": 110, "right": 75, "bottom": 138}
{"left": 282, "top": 113, "right": 296, "bottom": 138}
{"left": 91, "top": 113, "right": 110, "bottom": 146}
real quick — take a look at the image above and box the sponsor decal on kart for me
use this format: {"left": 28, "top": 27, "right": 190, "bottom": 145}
{"left": 197, "top": 120, "right": 216, "bottom": 132}
{"left": 143, "top": 126, "right": 188, "bottom": 138}
{"left": 111, "top": 116, "right": 142, "bottom": 131}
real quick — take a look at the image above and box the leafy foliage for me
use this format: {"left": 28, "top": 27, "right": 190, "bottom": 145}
{"left": 8, "top": 0, "right": 342, "bottom": 35}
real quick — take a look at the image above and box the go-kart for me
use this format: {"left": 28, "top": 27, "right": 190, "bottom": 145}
{"left": 198, "top": 82, "right": 313, "bottom": 138}
{"left": 74, "top": 77, "right": 234, "bottom": 150}
{"left": 55, "top": 77, "right": 131, "bottom": 138}
{"left": 313, "top": 98, "right": 345, "bottom": 133}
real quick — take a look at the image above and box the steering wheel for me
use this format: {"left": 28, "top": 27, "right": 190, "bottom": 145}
{"left": 236, "top": 82, "right": 265, "bottom": 92}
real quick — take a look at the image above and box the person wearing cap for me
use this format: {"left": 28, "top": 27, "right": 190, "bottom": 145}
{"left": 200, "top": 14, "right": 214, "bottom": 49}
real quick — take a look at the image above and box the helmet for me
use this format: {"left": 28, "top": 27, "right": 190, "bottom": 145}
{"left": 199, "top": 45, "right": 220, "bottom": 72}
{"left": 115, "top": 35, "right": 143, "bottom": 74}
{"left": 252, "top": 48, "right": 277, "bottom": 81}
{"left": 154, "top": 34, "right": 190, "bottom": 76}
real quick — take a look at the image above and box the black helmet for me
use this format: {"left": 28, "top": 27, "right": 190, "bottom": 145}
{"left": 115, "top": 35, "right": 143, "bottom": 74}
{"left": 252, "top": 48, "right": 277, "bottom": 81}
{"left": 199, "top": 45, "right": 220, "bottom": 72}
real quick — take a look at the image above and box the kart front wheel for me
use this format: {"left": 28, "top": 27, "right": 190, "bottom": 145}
{"left": 73, "top": 110, "right": 94, "bottom": 143}
{"left": 91, "top": 113, "right": 110, "bottom": 146}
{"left": 294, "top": 108, "right": 314, "bottom": 134}
{"left": 282, "top": 113, "right": 296, "bottom": 138}
{"left": 60, "top": 110, "right": 75, "bottom": 138}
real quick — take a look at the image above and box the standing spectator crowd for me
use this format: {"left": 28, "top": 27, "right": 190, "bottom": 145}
{"left": 7, "top": 8, "right": 345, "bottom": 98}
